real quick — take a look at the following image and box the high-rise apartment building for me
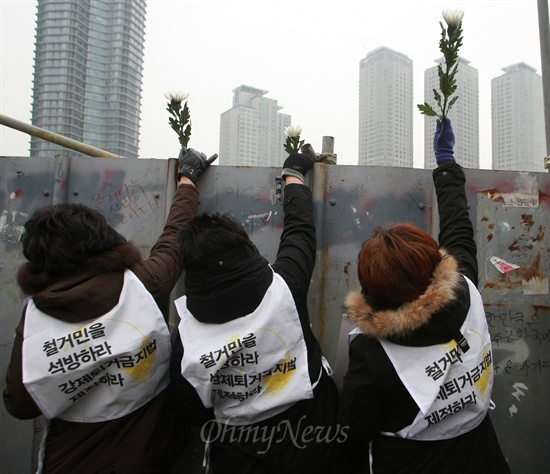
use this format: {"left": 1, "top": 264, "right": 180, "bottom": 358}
{"left": 491, "top": 63, "right": 545, "bottom": 172}
{"left": 423, "top": 57, "right": 479, "bottom": 169}
{"left": 30, "top": 0, "right": 147, "bottom": 159}
{"left": 358, "top": 46, "right": 413, "bottom": 167}
{"left": 219, "top": 85, "right": 291, "bottom": 166}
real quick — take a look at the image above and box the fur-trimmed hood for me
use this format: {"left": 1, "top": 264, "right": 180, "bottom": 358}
{"left": 17, "top": 242, "right": 142, "bottom": 323}
{"left": 345, "top": 250, "right": 463, "bottom": 339}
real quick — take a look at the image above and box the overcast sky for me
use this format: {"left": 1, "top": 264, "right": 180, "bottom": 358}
{"left": 0, "top": 0, "right": 545, "bottom": 168}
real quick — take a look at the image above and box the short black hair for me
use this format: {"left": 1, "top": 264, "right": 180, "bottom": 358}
{"left": 178, "top": 212, "right": 252, "bottom": 269}
{"left": 21, "top": 202, "right": 127, "bottom": 277}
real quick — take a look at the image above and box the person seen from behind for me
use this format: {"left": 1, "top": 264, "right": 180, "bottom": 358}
{"left": 338, "top": 118, "right": 511, "bottom": 474}
{"left": 170, "top": 151, "right": 343, "bottom": 473}
{"left": 3, "top": 149, "right": 216, "bottom": 473}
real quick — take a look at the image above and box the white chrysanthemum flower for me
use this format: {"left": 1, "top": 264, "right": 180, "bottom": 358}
{"left": 164, "top": 91, "right": 190, "bottom": 102}
{"left": 442, "top": 10, "right": 464, "bottom": 27}
{"left": 284, "top": 125, "right": 302, "bottom": 138}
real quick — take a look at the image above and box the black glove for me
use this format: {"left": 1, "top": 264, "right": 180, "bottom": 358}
{"left": 433, "top": 118, "right": 455, "bottom": 165}
{"left": 281, "top": 152, "right": 315, "bottom": 182}
{"left": 178, "top": 148, "right": 218, "bottom": 183}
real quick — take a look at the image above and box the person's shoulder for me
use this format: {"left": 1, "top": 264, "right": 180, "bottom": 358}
{"left": 349, "top": 333, "right": 384, "bottom": 356}
{"left": 347, "top": 334, "right": 397, "bottom": 380}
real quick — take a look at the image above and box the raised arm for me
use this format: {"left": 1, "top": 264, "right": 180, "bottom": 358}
{"left": 132, "top": 149, "right": 217, "bottom": 311}
{"left": 271, "top": 153, "right": 316, "bottom": 298}
{"left": 432, "top": 119, "right": 478, "bottom": 285}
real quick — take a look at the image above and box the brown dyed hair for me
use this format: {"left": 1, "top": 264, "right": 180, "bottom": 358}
{"left": 357, "top": 223, "right": 442, "bottom": 305}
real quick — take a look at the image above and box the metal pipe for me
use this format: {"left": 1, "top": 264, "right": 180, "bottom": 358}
{"left": 322, "top": 136, "right": 335, "bottom": 155}
{"left": 321, "top": 136, "right": 337, "bottom": 164}
{"left": 0, "top": 113, "right": 124, "bottom": 159}
{"left": 538, "top": 0, "right": 550, "bottom": 169}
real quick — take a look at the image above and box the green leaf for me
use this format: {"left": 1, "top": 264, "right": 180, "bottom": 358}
{"left": 450, "top": 22, "right": 463, "bottom": 43}
{"left": 181, "top": 122, "right": 192, "bottom": 149}
{"left": 284, "top": 137, "right": 294, "bottom": 155}
{"left": 417, "top": 103, "right": 438, "bottom": 116}
{"left": 440, "top": 80, "right": 451, "bottom": 97}
{"left": 448, "top": 63, "right": 460, "bottom": 81}
{"left": 169, "top": 118, "right": 181, "bottom": 135}
{"left": 437, "top": 65, "right": 445, "bottom": 84}
{"left": 439, "top": 22, "right": 447, "bottom": 45}
{"left": 447, "top": 95, "right": 459, "bottom": 112}
{"left": 179, "top": 102, "right": 190, "bottom": 126}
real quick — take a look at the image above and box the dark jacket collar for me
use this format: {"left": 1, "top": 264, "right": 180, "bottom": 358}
{"left": 184, "top": 244, "right": 273, "bottom": 324}
{"left": 17, "top": 242, "right": 142, "bottom": 322}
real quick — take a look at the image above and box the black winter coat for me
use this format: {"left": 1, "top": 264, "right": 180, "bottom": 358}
{"left": 170, "top": 183, "right": 341, "bottom": 474}
{"left": 338, "top": 163, "right": 511, "bottom": 474}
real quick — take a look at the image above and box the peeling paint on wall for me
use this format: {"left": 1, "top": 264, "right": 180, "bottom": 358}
{"left": 0, "top": 209, "right": 28, "bottom": 244}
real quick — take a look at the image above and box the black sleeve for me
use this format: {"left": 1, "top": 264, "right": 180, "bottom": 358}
{"left": 338, "top": 336, "right": 383, "bottom": 445}
{"left": 339, "top": 336, "right": 419, "bottom": 472}
{"left": 433, "top": 163, "right": 478, "bottom": 286}
{"left": 271, "top": 183, "right": 316, "bottom": 298}
{"left": 169, "top": 332, "right": 215, "bottom": 427}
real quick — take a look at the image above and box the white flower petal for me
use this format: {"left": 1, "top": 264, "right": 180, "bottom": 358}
{"left": 442, "top": 9, "right": 464, "bottom": 27}
{"left": 164, "top": 90, "right": 190, "bottom": 102}
{"left": 284, "top": 125, "right": 302, "bottom": 138}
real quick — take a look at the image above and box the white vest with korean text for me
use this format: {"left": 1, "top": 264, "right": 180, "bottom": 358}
{"left": 22, "top": 270, "right": 171, "bottom": 422}
{"left": 176, "top": 270, "right": 313, "bottom": 426}
{"left": 378, "top": 276, "right": 493, "bottom": 440}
